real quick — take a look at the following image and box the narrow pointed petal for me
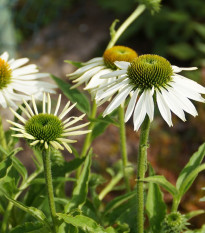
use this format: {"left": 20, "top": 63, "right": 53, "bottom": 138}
{"left": 54, "top": 94, "right": 61, "bottom": 116}
{"left": 172, "top": 65, "right": 197, "bottom": 73}
{"left": 125, "top": 89, "right": 139, "bottom": 122}
{"left": 114, "top": 61, "right": 130, "bottom": 70}
{"left": 144, "top": 90, "right": 154, "bottom": 121}
{"left": 101, "top": 70, "right": 127, "bottom": 79}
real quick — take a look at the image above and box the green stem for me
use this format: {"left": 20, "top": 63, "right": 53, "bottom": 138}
{"left": 136, "top": 116, "right": 150, "bottom": 233}
{"left": 99, "top": 172, "right": 123, "bottom": 200}
{"left": 80, "top": 100, "right": 97, "bottom": 158}
{"left": 1, "top": 168, "right": 43, "bottom": 232}
{"left": 106, "top": 4, "right": 146, "bottom": 50}
{"left": 172, "top": 197, "right": 180, "bottom": 212}
{"left": 118, "top": 104, "right": 130, "bottom": 192}
{"left": 0, "top": 116, "right": 8, "bottom": 160}
{"left": 42, "top": 149, "right": 58, "bottom": 233}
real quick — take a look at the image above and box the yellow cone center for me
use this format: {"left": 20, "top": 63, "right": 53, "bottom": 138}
{"left": 0, "top": 58, "right": 12, "bottom": 90}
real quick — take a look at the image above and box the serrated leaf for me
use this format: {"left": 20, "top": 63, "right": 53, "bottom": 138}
{"left": 145, "top": 165, "right": 166, "bottom": 233}
{"left": 51, "top": 75, "right": 90, "bottom": 114}
{"left": 143, "top": 175, "right": 178, "bottom": 196}
{"left": 65, "top": 150, "right": 92, "bottom": 212}
{"left": 176, "top": 143, "right": 205, "bottom": 195}
{"left": 3, "top": 194, "right": 51, "bottom": 228}
{"left": 9, "top": 222, "right": 48, "bottom": 233}
{"left": 57, "top": 213, "right": 107, "bottom": 233}
{"left": 65, "top": 60, "right": 83, "bottom": 68}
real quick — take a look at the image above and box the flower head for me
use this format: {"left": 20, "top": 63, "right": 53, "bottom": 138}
{"left": 94, "top": 54, "right": 205, "bottom": 130}
{"left": 160, "top": 212, "right": 189, "bottom": 233}
{"left": 67, "top": 46, "right": 138, "bottom": 92}
{"left": 8, "top": 93, "right": 91, "bottom": 152}
{"left": 0, "top": 52, "right": 56, "bottom": 109}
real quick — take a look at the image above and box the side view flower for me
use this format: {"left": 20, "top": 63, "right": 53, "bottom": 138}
{"left": 67, "top": 46, "right": 138, "bottom": 97}
{"left": 94, "top": 54, "right": 205, "bottom": 130}
{"left": 8, "top": 93, "right": 91, "bottom": 152}
{"left": 0, "top": 52, "right": 56, "bottom": 109}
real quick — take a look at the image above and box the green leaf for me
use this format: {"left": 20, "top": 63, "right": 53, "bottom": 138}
{"left": 51, "top": 75, "right": 90, "bottom": 114}
{"left": 10, "top": 222, "right": 49, "bottom": 233}
{"left": 105, "top": 226, "right": 117, "bottom": 233}
{"left": 65, "top": 150, "right": 92, "bottom": 212}
{"left": 178, "top": 163, "right": 205, "bottom": 199}
{"left": 12, "top": 156, "right": 28, "bottom": 184}
{"left": 0, "top": 154, "right": 13, "bottom": 180}
{"left": 3, "top": 194, "right": 51, "bottom": 228}
{"left": 145, "top": 165, "right": 166, "bottom": 233}
{"left": 0, "top": 145, "right": 9, "bottom": 156}
{"left": 65, "top": 60, "right": 83, "bottom": 68}
{"left": 176, "top": 143, "right": 205, "bottom": 195}
{"left": 185, "top": 210, "right": 205, "bottom": 220}
{"left": 143, "top": 175, "right": 178, "bottom": 196}
{"left": 57, "top": 213, "right": 107, "bottom": 233}
{"left": 109, "top": 19, "right": 120, "bottom": 38}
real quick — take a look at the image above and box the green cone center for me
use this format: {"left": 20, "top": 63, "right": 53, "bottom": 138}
{"left": 0, "top": 58, "right": 12, "bottom": 90}
{"left": 25, "top": 113, "right": 63, "bottom": 142}
{"left": 103, "top": 46, "right": 138, "bottom": 70}
{"left": 127, "top": 54, "right": 173, "bottom": 90}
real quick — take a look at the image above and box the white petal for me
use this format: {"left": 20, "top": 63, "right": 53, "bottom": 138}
{"left": 0, "top": 92, "right": 7, "bottom": 108}
{"left": 59, "top": 103, "right": 76, "bottom": 120}
{"left": 1, "top": 52, "right": 9, "bottom": 61}
{"left": 125, "top": 89, "right": 139, "bottom": 122}
{"left": 83, "top": 57, "right": 103, "bottom": 65}
{"left": 133, "top": 92, "right": 147, "bottom": 131}
{"left": 10, "top": 58, "right": 29, "bottom": 69}
{"left": 114, "top": 61, "right": 130, "bottom": 70}
{"left": 167, "top": 86, "right": 198, "bottom": 116}
{"left": 172, "top": 65, "right": 198, "bottom": 73}
{"left": 156, "top": 90, "right": 173, "bottom": 126}
{"left": 103, "top": 86, "right": 133, "bottom": 116}
{"left": 63, "top": 114, "right": 85, "bottom": 127}
{"left": 61, "top": 130, "right": 91, "bottom": 136}
{"left": 144, "top": 90, "right": 154, "bottom": 121}
{"left": 15, "top": 73, "right": 48, "bottom": 80}
{"left": 64, "top": 122, "right": 90, "bottom": 132}
{"left": 54, "top": 94, "right": 61, "bottom": 116}
{"left": 100, "top": 70, "right": 127, "bottom": 79}
{"left": 161, "top": 88, "right": 186, "bottom": 121}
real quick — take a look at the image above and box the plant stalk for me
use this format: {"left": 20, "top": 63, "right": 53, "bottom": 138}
{"left": 106, "top": 4, "right": 146, "bottom": 50}
{"left": 0, "top": 116, "right": 8, "bottom": 160}
{"left": 118, "top": 104, "right": 130, "bottom": 192}
{"left": 42, "top": 148, "right": 58, "bottom": 233}
{"left": 136, "top": 116, "right": 150, "bottom": 233}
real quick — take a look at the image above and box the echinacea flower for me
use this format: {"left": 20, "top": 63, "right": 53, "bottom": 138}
{"left": 0, "top": 52, "right": 56, "bottom": 109}
{"left": 94, "top": 54, "right": 205, "bottom": 131}
{"left": 67, "top": 46, "right": 138, "bottom": 97}
{"left": 8, "top": 93, "right": 91, "bottom": 152}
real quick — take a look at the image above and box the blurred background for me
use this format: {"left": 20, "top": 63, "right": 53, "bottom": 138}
{"left": 1, "top": 0, "right": 205, "bottom": 229}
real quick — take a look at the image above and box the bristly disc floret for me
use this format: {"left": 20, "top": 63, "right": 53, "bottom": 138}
{"left": 161, "top": 212, "right": 189, "bottom": 233}
{"left": 103, "top": 46, "right": 138, "bottom": 70}
{"left": 0, "top": 58, "right": 12, "bottom": 89}
{"left": 127, "top": 54, "right": 173, "bottom": 91}
{"left": 25, "top": 113, "right": 63, "bottom": 142}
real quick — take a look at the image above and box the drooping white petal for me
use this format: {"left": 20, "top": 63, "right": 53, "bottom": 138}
{"left": 62, "top": 142, "right": 72, "bottom": 153}
{"left": 114, "top": 61, "right": 130, "bottom": 70}
{"left": 23, "top": 99, "right": 34, "bottom": 116}
{"left": 64, "top": 122, "right": 90, "bottom": 132}
{"left": 167, "top": 86, "right": 198, "bottom": 116}
{"left": 161, "top": 88, "right": 186, "bottom": 121}
{"left": 0, "top": 92, "right": 7, "bottom": 108}
{"left": 82, "top": 57, "right": 103, "bottom": 65}
{"left": 103, "top": 85, "right": 133, "bottom": 116}
{"left": 156, "top": 90, "right": 173, "bottom": 126}
{"left": 63, "top": 114, "right": 86, "bottom": 127}
{"left": 144, "top": 89, "right": 154, "bottom": 121}
{"left": 9, "top": 107, "right": 27, "bottom": 124}
{"left": 61, "top": 130, "right": 91, "bottom": 136}
{"left": 18, "top": 105, "right": 31, "bottom": 118}
{"left": 133, "top": 92, "right": 147, "bottom": 131}
{"left": 7, "top": 120, "right": 24, "bottom": 129}
{"left": 125, "top": 89, "right": 139, "bottom": 122}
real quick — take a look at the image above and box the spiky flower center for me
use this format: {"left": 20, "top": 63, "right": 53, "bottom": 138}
{"left": 0, "top": 58, "right": 12, "bottom": 89}
{"left": 161, "top": 212, "right": 188, "bottom": 233}
{"left": 103, "top": 46, "right": 138, "bottom": 70}
{"left": 25, "top": 113, "right": 63, "bottom": 142}
{"left": 127, "top": 54, "right": 173, "bottom": 91}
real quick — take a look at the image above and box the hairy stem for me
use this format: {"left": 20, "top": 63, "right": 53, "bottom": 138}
{"left": 42, "top": 149, "right": 58, "bottom": 233}
{"left": 136, "top": 116, "right": 150, "bottom": 233}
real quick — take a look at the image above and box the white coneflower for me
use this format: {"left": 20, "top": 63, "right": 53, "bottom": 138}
{"left": 67, "top": 46, "right": 138, "bottom": 96}
{"left": 8, "top": 93, "right": 91, "bottom": 152}
{"left": 94, "top": 54, "right": 205, "bottom": 130}
{"left": 0, "top": 52, "right": 56, "bottom": 109}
